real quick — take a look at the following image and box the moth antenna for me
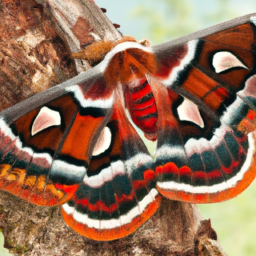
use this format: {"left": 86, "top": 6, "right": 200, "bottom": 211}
{"left": 113, "top": 23, "right": 121, "bottom": 28}
{"left": 139, "top": 39, "right": 151, "bottom": 47}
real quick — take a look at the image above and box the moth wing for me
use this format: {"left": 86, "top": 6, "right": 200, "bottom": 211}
{"left": 61, "top": 99, "right": 161, "bottom": 241}
{"left": 150, "top": 13, "right": 256, "bottom": 203}
{"left": 0, "top": 68, "right": 113, "bottom": 206}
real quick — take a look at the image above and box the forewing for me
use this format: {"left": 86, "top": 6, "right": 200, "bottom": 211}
{"left": 151, "top": 13, "right": 256, "bottom": 203}
{"left": 0, "top": 68, "right": 113, "bottom": 206}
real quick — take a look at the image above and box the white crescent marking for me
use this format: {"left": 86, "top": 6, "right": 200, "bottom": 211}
{"left": 92, "top": 127, "right": 112, "bottom": 156}
{"left": 31, "top": 107, "right": 61, "bottom": 136}
{"left": 213, "top": 51, "right": 248, "bottom": 73}
{"left": 177, "top": 98, "right": 204, "bottom": 128}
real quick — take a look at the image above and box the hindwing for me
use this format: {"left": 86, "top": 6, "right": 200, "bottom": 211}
{"left": 61, "top": 97, "right": 161, "bottom": 241}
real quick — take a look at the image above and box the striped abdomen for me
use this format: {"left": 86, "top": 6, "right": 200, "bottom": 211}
{"left": 125, "top": 79, "right": 158, "bottom": 141}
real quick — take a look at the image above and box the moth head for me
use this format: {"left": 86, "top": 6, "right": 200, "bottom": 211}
{"left": 70, "top": 36, "right": 138, "bottom": 66}
{"left": 103, "top": 42, "right": 156, "bottom": 89}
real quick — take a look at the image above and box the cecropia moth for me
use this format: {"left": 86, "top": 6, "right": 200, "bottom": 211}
{"left": 0, "top": 13, "right": 256, "bottom": 241}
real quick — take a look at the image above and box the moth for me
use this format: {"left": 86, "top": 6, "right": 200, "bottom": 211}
{"left": 0, "top": 13, "right": 256, "bottom": 241}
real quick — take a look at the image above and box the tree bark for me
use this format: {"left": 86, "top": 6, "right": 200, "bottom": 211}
{"left": 0, "top": 0, "right": 227, "bottom": 255}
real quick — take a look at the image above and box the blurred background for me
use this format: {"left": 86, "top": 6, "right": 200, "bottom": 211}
{"left": 1, "top": 0, "right": 256, "bottom": 255}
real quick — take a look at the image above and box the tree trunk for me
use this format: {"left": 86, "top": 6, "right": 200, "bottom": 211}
{"left": 0, "top": 0, "right": 227, "bottom": 255}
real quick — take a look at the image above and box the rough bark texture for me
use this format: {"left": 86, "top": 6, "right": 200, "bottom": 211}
{"left": 0, "top": 0, "right": 227, "bottom": 255}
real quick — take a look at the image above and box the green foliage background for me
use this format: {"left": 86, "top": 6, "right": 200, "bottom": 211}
{"left": 1, "top": 0, "right": 256, "bottom": 255}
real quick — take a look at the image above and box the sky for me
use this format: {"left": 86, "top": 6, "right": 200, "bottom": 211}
{"left": 95, "top": 0, "right": 256, "bottom": 43}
